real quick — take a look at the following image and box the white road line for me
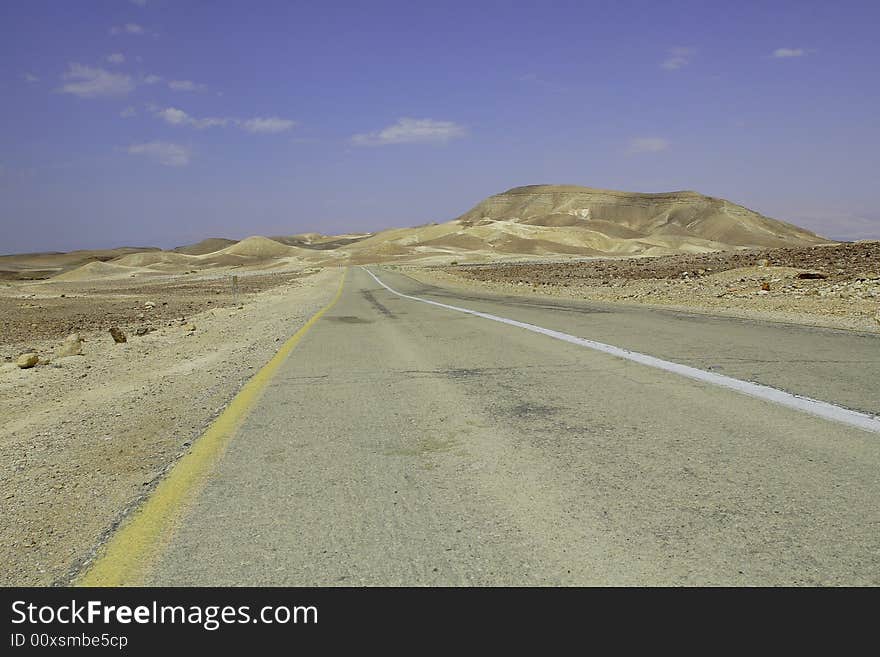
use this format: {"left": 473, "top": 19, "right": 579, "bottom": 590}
{"left": 363, "top": 267, "right": 880, "bottom": 435}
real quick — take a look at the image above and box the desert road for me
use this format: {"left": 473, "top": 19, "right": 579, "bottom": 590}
{"left": 83, "top": 267, "right": 880, "bottom": 586}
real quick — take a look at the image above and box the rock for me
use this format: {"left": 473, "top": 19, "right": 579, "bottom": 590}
{"left": 16, "top": 353, "right": 39, "bottom": 369}
{"left": 135, "top": 326, "right": 153, "bottom": 336}
{"left": 109, "top": 327, "right": 127, "bottom": 343}
{"left": 144, "top": 301, "right": 156, "bottom": 309}
{"left": 55, "top": 333, "right": 83, "bottom": 358}
{"left": 757, "top": 258, "right": 770, "bottom": 267}
{"left": 761, "top": 282, "right": 771, "bottom": 291}
{"left": 875, "top": 312, "right": 880, "bottom": 328}
{"left": 796, "top": 271, "right": 828, "bottom": 279}
{"left": 184, "top": 324, "right": 196, "bottom": 333}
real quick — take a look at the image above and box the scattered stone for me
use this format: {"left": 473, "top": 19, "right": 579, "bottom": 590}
{"left": 55, "top": 333, "right": 83, "bottom": 358}
{"left": 184, "top": 324, "right": 196, "bottom": 333}
{"left": 144, "top": 301, "right": 156, "bottom": 309}
{"left": 109, "top": 327, "right": 127, "bottom": 344}
{"left": 757, "top": 258, "right": 770, "bottom": 267}
{"left": 16, "top": 353, "right": 39, "bottom": 369}
{"left": 796, "top": 271, "right": 828, "bottom": 280}
{"left": 761, "top": 282, "right": 771, "bottom": 291}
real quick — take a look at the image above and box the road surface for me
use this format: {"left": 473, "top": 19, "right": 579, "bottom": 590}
{"left": 87, "top": 266, "right": 880, "bottom": 585}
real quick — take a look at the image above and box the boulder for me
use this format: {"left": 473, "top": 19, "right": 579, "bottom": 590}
{"left": 55, "top": 333, "right": 83, "bottom": 358}
{"left": 16, "top": 353, "right": 39, "bottom": 369}
{"left": 109, "top": 327, "right": 127, "bottom": 344}
{"left": 796, "top": 271, "right": 828, "bottom": 280}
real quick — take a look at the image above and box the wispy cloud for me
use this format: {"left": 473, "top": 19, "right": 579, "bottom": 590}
{"left": 153, "top": 106, "right": 229, "bottom": 129}
{"left": 662, "top": 47, "right": 693, "bottom": 70}
{"left": 143, "top": 74, "right": 162, "bottom": 85}
{"left": 128, "top": 142, "right": 190, "bottom": 166}
{"left": 129, "top": 0, "right": 148, "bottom": 6}
{"left": 772, "top": 48, "right": 806, "bottom": 58}
{"left": 110, "top": 23, "right": 145, "bottom": 35}
{"left": 22, "top": 73, "right": 39, "bottom": 83}
{"left": 168, "top": 79, "right": 206, "bottom": 92}
{"left": 107, "top": 53, "right": 125, "bottom": 65}
{"left": 352, "top": 117, "right": 466, "bottom": 146}
{"left": 241, "top": 117, "right": 297, "bottom": 133}
{"left": 120, "top": 106, "right": 137, "bottom": 118}
{"left": 627, "top": 137, "right": 670, "bottom": 154}
{"left": 59, "top": 63, "right": 134, "bottom": 98}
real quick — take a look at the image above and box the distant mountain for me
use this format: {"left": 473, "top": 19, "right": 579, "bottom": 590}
{"left": 6, "top": 185, "right": 837, "bottom": 281}
{"left": 454, "top": 185, "right": 829, "bottom": 250}
{"left": 335, "top": 185, "right": 831, "bottom": 263}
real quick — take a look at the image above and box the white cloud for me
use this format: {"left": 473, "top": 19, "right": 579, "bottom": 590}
{"left": 143, "top": 74, "right": 163, "bottom": 85}
{"left": 22, "top": 73, "right": 39, "bottom": 83}
{"left": 772, "top": 48, "right": 806, "bottom": 58}
{"left": 352, "top": 117, "right": 466, "bottom": 146}
{"left": 129, "top": 0, "right": 148, "bottom": 6}
{"left": 127, "top": 142, "right": 190, "bottom": 166}
{"left": 110, "top": 23, "right": 145, "bottom": 35}
{"left": 107, "top": 53, "right": 126, "bottom": 65}
{"left": 120, "top": 106, "right": 137, "bottom": 118}
{"left": 168, "top": 79, "right": 206, "bottom": 92}
{"left": 59, "top": 63, "right": 134, "bottom": 98}
{"left": 153, "top": 106, "right": 229, "bottom": 129}
{"left": 157, "top": 107, "right": 189, "bottom": 125}
{"left": 627, "top": 137, "right": 670, "bottom": 154}
{"left": 241, "top": 116, "right": 297, "bottom": 133}
{"left": 662, "top": 47, "right": 693, "bottom": 70}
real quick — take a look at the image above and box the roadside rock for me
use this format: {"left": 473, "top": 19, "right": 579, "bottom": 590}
{"left": 55, "top": 333, "right": 83, "bottom": 358}
{"left": 16, "top": 353, "right": 39, "bottom": 369}
{"left": 109, "top": 327, "right": 127, "bottom": 344}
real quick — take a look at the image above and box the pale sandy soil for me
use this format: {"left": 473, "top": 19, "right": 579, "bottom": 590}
{"left": 0, "top": 267, "right": 342, "bottom": 585}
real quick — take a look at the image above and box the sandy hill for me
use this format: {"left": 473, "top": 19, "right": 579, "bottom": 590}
{"left": 172, "top": 238, "right": 238, "bottom": 255}
{"left": 0, "top": 246, "right": 161, "bottom": 280}
{"left": 335, "top": 185, "right": 831, "bottom": 264}
{"left": 454, "top": 185, "right": 829, "bottom": 249}
{"left": 6, "top": 184, "right": 836, "bottom": 281}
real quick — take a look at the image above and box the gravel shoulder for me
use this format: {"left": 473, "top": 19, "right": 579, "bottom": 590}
{"left": 0, "top": 267, "right": 342, "bottom": 585}
{"left": 406, "top": 242, "right": 880, "bottom": 333}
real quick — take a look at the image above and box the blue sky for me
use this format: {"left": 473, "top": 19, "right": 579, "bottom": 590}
{"left": 2, "top": 0, "right": 879, "bottom": 253}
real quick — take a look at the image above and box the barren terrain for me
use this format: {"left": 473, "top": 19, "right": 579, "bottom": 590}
{"left": 0, "top": 266, "right": 342, "bottom": 585}
{"left": 409, "top": 242, "right": 880, "bottom": 332}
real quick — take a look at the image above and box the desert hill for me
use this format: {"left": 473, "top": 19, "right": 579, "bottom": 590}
{"left": 3, "top": 185, "right": 835, "bottom": 281}
{"left": 172, "top": 238, "right": 238, "bottom": 255}
{"left": 333, "top": 185, "right": 830, "bottom": 264}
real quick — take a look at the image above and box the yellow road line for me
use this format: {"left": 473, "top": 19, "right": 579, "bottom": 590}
{"left": 77, "top": 268, "right": 348, "bottom": 586}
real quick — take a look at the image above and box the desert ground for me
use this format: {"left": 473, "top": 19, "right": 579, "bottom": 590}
{"left": 410, "top": 241, "right": 880, "bottom": 333}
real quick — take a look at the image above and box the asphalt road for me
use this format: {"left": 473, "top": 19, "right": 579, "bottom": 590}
{"left": 141, "top": 266, "right": 880, "bottom": 585}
